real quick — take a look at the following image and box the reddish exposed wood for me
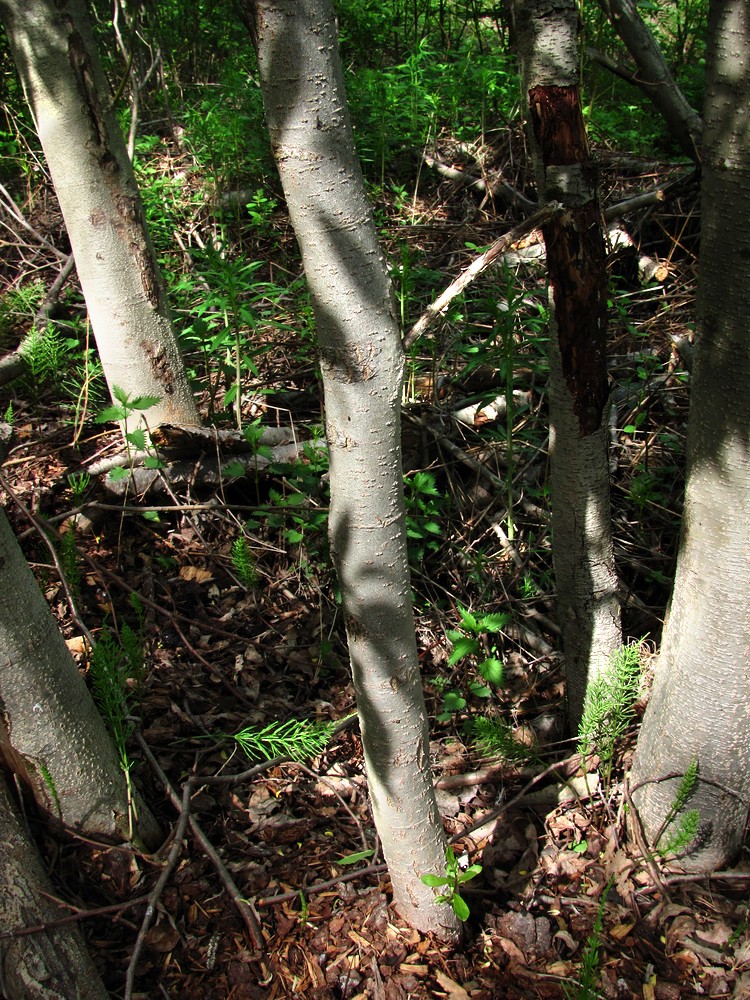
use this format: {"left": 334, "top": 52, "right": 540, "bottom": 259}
{"left": 530, "top": 84, "right": 609, "bottom": 436}
{"left": 529, "top": 85, "right": 590, "bottom": 165}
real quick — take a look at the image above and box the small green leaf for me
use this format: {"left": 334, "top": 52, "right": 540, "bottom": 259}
{"left": 97, "top": 405, "right": 127, "bottom": 423}
{"left": 143, "top": 455, "right": 164, "bottom": 469}
{"left": 469, "top": 680, "right": 492, "bottom": 698}
{"left": 130, "top": 394, "right": 162, "bottom": 411}
{"left": 223, "top": 460, "right": 247, "bottom": 480}
{"left": 420, "top": 873, "right": 450, "bottom": 887}
{"left": 458, "top": 608, "right": 479, "bottom": 632}
{"left": 338, "top": 850, "right": 375, "bottom": 865}
{"left": 448, "top": 636, "right": 479, "bottom": 665}
{"left": 126, "top": 428, "right": 147, "bottom": 450}
{"left": 452, "top": 894, "right": 470, "bottom": 921}
{"left": 459, "top": 864, "right": 482, "bottom": 882}
{"left": 477, "top": 613, "right": 510, "bottom": 633}
{"left": 112, "top": 384, "right": 129, "bottom": 404}
{"left": 442, "top": 691, "right": 467, "bottom": 714}
{"left": 572, "top": 840, "right": 588, "bottom": 854}
{"left": 142, "top": 510, "right": 161, "bottom": 522}
{"left": 108, "top": 466, "right": 130, "bottom": 482}
{"left": 478, "top": 657, "right": 505, "bottom": 685}
{"left": 285, "top": 528, "right": 304, "bottom": 544}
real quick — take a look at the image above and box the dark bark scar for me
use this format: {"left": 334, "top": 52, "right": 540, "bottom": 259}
{"left": 530, "top": 84, "right": 608, "bottom": 436}
{"left": 319, "top": 342, "right": 376, "bottom": 383}
{"left": 140, "top": 340, "right": 175, "bottom": 394}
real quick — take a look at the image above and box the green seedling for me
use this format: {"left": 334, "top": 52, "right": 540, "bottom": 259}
{"left": 403, "top": 470, "right": 444, "bottom": 565}
{"left": 59, "top": 529, "right": 81, "bottom": 599}
{"left": 436, "top": 606, "right": 508, "bottom": 720}
{"left": 96, "top": 384, "right": 164, "bottom": 484}
{"left": 563, "top": 880, "right": 611, "bottom": 1000}
{"left": 471, "top": 715, "right": 537, "bottom": 764}
{"left": 653, "top": 757, "right": 701, "bottom": 860}
{"left": 89, "top": 595, "right": 146, "bottom": 840}
{"left": 578, "top": 641, "right": 644, "bottom": 785}
{"left": 67, "top": 471, "right": 91, "bottom": 504}
{"left": 231, "top": 536, "right": 257, "bottom": 589}
{"left": 231, "top": 717, "right": 342, "bottom": 762}
{"left": 420, "top": 846, "right": 482, "bottom": 922}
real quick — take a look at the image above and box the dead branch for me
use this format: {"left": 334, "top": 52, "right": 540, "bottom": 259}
{"left": 403, "top": 201, "right": 561, "bottom": 349}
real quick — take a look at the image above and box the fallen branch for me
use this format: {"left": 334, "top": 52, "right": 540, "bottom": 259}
{"left": 423, "top": 152, "right": 537, "bottom": 211}
{"left": 134, "top": 733, "right": 266, "bottom": 952}
{"left": 403, "top": 201, "right": 561, "bottom": 349}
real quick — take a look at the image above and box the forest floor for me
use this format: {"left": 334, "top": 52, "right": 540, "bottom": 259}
{"left": 2, "top": 139, "right": 750, "bottom": 999}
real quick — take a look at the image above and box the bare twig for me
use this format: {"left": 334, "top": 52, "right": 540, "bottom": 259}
{"left": 623, "top": 776, "right": 671, "bottom": 901}
{"left": 134, "top": 732, "right": 266, "bottom": 951}
{"left": 124, "top": 782, "right": 193, "bottom": 1000}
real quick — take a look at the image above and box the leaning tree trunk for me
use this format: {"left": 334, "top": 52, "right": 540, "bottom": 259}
{"left": 512, "top": 0, "right": 622, "bottom": 730}
{"left": 245, "top": 0, "right": 460, "bottom": 941}
{"left": 0, "top": 774, "right": 110, "bottom": 1000}
{"left": 0, "top": 0, "right": 200, "bottom": 430}
{"left": 599, "top": 0, "right": 703, "bottom": 161}
{"left": 0, "top": 507, "right": 161, "bottom": 850}
{"left": 629, "top": 0, "right": 750, "bottom": 872}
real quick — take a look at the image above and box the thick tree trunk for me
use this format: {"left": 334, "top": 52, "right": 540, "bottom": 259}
{"left": 630, "top": 0, "right": 750, "bottom": 872}
{"left": 0, "top": 0, "right": 200, "bottom": 430}
{"left": 245, "top": 0, "right": 460, "bottom": 941}
{"left": 599, "top": 0, "right": 702, "bottom": 161}
{"left": 512, "top": 0, "right": 622, "bottom": 729}
{"left": 0, "top": 508, "right": 160, "bottom": 849}
{"left": 0, "top": 774, "right": 109, "bottom": 1000}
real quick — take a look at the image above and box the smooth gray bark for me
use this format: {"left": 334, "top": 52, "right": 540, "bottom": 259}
{"left": 512, "top": 0, "right": 622, "bottom": 729}
{"left": 245, "top": 0, "right": 460, "bottom": 940}
{"left": 0, "top": 0, "right": 200, "bottom": 430}
{"left": 0, "top": 773, "right": 109, "bottom": 1000}
{"left": 599, "top": 0, "right": 703, "bottom": 160}
{"left": 630, "top": 0, "right": 750, "bottom": 872}
{"left": 0, "top": 507, "right": 160, "bottom": 849}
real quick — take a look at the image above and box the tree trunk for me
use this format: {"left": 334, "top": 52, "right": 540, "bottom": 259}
{"left": 0, "top": 508, "right": 161, "bottom": 849}
{"left": 511, "top": 0, "right": 622, "bottom": 729}
{"left": 245, "top": 0, "right": 460, "bottom": 942}
{"left": 0, "top": 773, "right": 110, "bottom": 1000}
{"left": 0, "top": 0, "right": 200, "bottom": 430}
{"left": 629, "top": 0, "right": 750, "bottom": 872}
{"left": 599, "top": 0, "right": 703, "bottom": 161}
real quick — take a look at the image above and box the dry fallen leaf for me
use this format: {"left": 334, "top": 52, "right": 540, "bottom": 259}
{"left": 179, "top": 564, "right": 213, "bottom": 583}
{"left": 434, "top": 969, "right": 471, "bottom": 999}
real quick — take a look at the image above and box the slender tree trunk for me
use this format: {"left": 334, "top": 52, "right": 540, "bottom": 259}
{"left": 629, "top": 0, "right": 750, "bottom": 872}
{"left": 0, "top": 774, "right": 110, "bottom": 1000}
{"left": 0, "top": 0, "right": 200, "bottom": 430}
{"left": 0, "top": 507, "right": 161, "bottom": 849}
{"left": 599, "top": 0, "right": 703, "bottom": 161}
{"left": 511, "top": 0, "right": 622, "bottom": 729}
{"left": 244, "top": 0, "right": 460, "bottom": 941}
